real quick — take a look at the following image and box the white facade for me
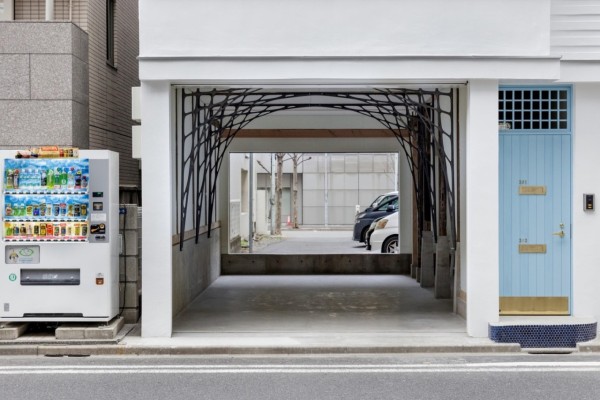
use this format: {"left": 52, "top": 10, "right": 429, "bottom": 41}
{"left": 138, "top": 0, "right": 600, "bottom": 338}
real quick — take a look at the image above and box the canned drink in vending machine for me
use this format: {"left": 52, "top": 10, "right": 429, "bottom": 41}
{"left": 46, "top": 223, "right": 53, "bottom": 236}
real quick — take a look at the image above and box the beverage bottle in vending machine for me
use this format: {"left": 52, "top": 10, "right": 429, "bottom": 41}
{"left": 34, "top": 169, "right": 41, "bottom": 189}
{"left": 13, "top": 169, "right": 19, "bottom": 189}
{"left": 41, "top": 169, "right": 47, "bottom": 187}
{"left": 60, "top": 168, "right": 67, "bottom": 188}
{"left": 54, "top": 167, "right": 61, "bottom": 189}
{"left": 75, "top": 169, "right": 82, "bottom": 189}
{"left": 6, "top": 169, "right": 13, "bottom": 189}
{"left": 47, "top": 168, "right": 54, "bottom": 189}
{"left": 67, "top": 167, "right": 75, "bottom": 189}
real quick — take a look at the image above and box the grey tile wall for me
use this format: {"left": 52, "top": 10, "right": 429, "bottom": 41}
{"left": 0, "top": 54, "right": 29, "bottom": 99}
{"left": 7, "top": 0, "right": 141, "bottom": 189}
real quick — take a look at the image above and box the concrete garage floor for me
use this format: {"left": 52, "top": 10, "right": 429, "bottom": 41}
{"left": 173, "top": 275, "right": 465, "bottom": 335}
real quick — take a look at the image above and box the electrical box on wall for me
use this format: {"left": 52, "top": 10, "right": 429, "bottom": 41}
{"left": 584, "top": 194, "right": 594, "bottom": 211}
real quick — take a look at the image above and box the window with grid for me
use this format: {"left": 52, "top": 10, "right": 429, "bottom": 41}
{"left": 498, "top": 87, "right": 570, "bottom": 132}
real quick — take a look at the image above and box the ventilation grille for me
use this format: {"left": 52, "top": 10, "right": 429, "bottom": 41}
{"left": 499, "top": 88, "right": 570, "bottom": 132}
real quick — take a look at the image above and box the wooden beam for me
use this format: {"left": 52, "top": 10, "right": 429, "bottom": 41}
{"left": 222, "top": 129, "right": 410, "bottom": 139}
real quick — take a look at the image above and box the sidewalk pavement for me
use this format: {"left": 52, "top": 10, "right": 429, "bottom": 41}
{"left": 5, "top": 326, "right": 600, "bottom": 356}
{"left": 0, "top": 325, "right": 522, "bottom": 356}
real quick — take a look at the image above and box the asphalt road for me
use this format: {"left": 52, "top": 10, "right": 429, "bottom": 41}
{"left": 2, "top": 353, "right": 600, "bottom": 400}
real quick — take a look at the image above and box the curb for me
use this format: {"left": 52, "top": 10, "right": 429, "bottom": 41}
{"left": 0, "top": 343, "right": 522, "bottom": 356}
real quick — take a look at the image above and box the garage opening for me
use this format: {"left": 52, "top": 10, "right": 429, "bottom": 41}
{"left": 172, "top": 87, "right": 462, "bottom": 336}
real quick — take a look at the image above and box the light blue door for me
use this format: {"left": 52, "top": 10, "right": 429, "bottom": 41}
{"left": 499, "top": 133, "right": 571, "bottom": 315}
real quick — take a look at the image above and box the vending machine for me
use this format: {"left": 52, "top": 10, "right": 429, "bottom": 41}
{"left": 0, "top": 150, "right": 119, "bottom": 322}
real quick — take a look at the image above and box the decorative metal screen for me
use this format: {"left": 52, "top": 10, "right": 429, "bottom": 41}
{"left": 499, "top": 87, "right": 570, "bottom": 132}
{"left": 176, "top": 88, "right": 458, "bottom": 273}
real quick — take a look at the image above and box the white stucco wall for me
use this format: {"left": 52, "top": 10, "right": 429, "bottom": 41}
{"left": 465, "top": 80, "right": 499, "bottom": 337}
{"left": 572, "top": 83, "right": 600, "bottom": 322}
{"left": 140, "top": 0, "right": 550, "bottom": 58}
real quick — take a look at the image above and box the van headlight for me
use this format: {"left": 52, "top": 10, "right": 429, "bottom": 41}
{"left": 376, "top": 219, "right": 388, "bottom": 229}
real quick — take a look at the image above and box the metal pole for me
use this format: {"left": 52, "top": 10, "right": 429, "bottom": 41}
{"left": 324, "top": 153, "right": 329, "bottom": 227}
{"left": 45, "top": 0, "right": 54, "bottom": 21}
{"left": 249, "top": 153, "right": 254, "bottom": 253}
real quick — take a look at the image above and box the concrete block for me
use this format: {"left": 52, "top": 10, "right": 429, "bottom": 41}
{"left": 84, "top": 317, "right": 125, "bottom": 340}
{"left": 120, "top": 308, "right": 139, "bottom": 324}
{"left": 31, "top": 54, "right": 72, "bottom": 100}
{"left": 120, "top": 282, "right": 139, "bottom": 308}
{"left": 124, "top": 230, "right": 139, "bottom": 256}
{"left": 119, "top": 256, "right": 138, "bottom": 282}
{"left": 0, "top": 100, "right": 73, "bottom": 146}
{"left": 420, "top": 231, "right": 434, "bottom": 287}
{"left": 0, "top": 22, "right": 73, "bottom": 54}
{"left": 71, "top": 99, "right": 89, "bottom": 148}
{"left": 55, "top": 324, "right": 87, "bottom": 340}
{"left": 70, "top": 24, "right": 89, "bottom": 63}
{"left": 0, "top": 54, "right": 30, "bottom": 99}
{"left": 0, "top": 322, "right": 28, "bottom": 340}
{"left": 118, "top": 206, "right": 140, "bottom": 230}
{"left": 71, "top": 55, "right": 88, "bottom": 105}
{"left": 124, "top": 205, "right": 139, "bottom": 229}
{"left": 434, "top": 236, "right": 452, "bottom": 299}
{"left": 126, "top": 256, "right": 139, "bottom": 282}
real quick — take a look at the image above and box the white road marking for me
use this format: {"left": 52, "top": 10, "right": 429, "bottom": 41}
{"left": 1, "top": 362, "right": 600, "bottom": 375}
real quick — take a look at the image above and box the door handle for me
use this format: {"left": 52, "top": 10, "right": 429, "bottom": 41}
{"left": 553, "top": 230, "right": 565, "bottom": 238}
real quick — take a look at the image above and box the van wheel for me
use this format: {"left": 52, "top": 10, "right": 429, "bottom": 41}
{"left": 382, "top": 235, "right": 398, "bottom": 254}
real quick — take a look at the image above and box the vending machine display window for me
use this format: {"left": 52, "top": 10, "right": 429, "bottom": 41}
{"left": 3, "top": 159, "right": 90, "bottom": 242}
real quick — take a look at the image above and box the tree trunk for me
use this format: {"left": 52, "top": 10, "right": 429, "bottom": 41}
{"left": 274, "top": 153, "right": 284, "bottom": 235}
{"left": 292, "top": 154, "right": 299, "bottom": 229}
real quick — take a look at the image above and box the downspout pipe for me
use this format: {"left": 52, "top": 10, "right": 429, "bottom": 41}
{"left": 45, "top": 0, "right": 54, "bottom": 21}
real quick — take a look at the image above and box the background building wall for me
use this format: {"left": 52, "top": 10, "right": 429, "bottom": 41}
{"left": 0, "top": 22, "right": 89, "bottom": 148}
{"left": 9, "top": 0, "right": 141, "bottom": 193}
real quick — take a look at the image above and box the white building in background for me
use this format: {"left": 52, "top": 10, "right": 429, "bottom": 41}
{"left": 138, "top": 0, "right": 600, "bottom": 345}
{"left": 229, "top": 152, "right": 398, "bottom": 239}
